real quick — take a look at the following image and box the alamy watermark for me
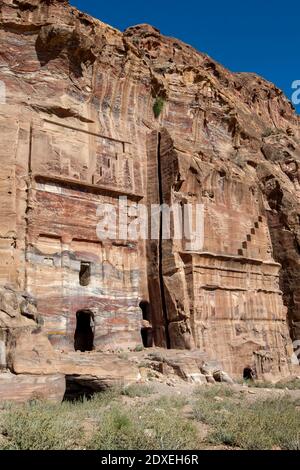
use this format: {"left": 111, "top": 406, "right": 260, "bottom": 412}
{"left": 291, "top": 80, "right": 300, "bottom": 105}
{"left": 96, "top": 197, "right": 204, "bottom": 251}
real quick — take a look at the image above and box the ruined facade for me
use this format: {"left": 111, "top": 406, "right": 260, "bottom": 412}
{"left": 0, "top": 0, "right": 300, "bottom": 400}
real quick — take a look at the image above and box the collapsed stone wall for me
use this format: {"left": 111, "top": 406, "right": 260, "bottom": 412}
{"left": 0, "top": 0, "right": 299, "bottom": 393}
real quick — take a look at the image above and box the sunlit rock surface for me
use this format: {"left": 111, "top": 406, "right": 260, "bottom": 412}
{"left": 0, "top": 0, "right": 299, "bottom": 400}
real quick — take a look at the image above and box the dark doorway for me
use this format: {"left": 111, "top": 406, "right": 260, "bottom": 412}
{"left": 243, "top": 366, "right": 255, "bottom": 381}
{"left": 74, "top": 310, "right": 94, "bottom": 352}
{"left": 140, "top": 301, "right": 153, "bottom": 348}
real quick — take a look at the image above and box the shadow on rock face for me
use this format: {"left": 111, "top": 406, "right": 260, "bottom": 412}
{"left": 35, "top": 24, "right": 99, "bottom": 78}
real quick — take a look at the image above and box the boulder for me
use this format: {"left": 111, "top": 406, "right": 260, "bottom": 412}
{"left": 213, "top": 370, "right": 235, "bottom": 385}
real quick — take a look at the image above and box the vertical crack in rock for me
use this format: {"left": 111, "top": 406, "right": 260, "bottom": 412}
{"left": 157, "top": 131, "right": 171, "bottom": 349}
{"left": 146, "top": 131, "right": 169, "bottom": 349}
{"left": 24, "top": 122, "right": 33, "bottom": 292}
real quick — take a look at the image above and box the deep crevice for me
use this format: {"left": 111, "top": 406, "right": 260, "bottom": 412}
{"left": 157, "top": 132, "right": 171, "bottom": 349}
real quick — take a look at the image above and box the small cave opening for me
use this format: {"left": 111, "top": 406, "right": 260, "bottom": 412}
{"left": 63, "top": 376, "right": 106, "bottom": 401}
{"left": 140, "top": 301, "right": 153, "bottom": 348}
{"left": 243, "top": 366, "right": 255, "bottom": 381}
{"left": 79, "top": 261, "right": 91, "bottom": 287}
{"left": 74, "top": 309, "right": 94, "bottom": 352}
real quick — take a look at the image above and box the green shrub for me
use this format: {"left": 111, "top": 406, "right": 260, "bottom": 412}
{"left": 261, "top": 128, "right": 285, "bottom": 138}
{"left": 89, "top": 387, "right": 123, "bottom": 404}
{"left": 193, "top": 396, "right": 300, "bottom": 450}
{"left": 153, "top": 97, "right": 165, "bottom": 118}
{"left": 88, "top": 402, "right": 198, "bottom": 450}
{"left": 193, "top": 384, "right": 236, "bottom": 399}
{"left": 243, "top": 380, "right": 276, "bottom": 389}
{"left": 274, "top": 378, "right": 300, "bottom": 390}
{"left": 245, "top": 378, "right": 300, "bottom": 390}
{"left": 0, "top": 389, "right": 124, "bottom": 450}
{"left": 122, "top": 384, "right": 155, "bottom": 398}
{"left": 0, "top": 403, "right": 82, "bottom": 450}
{"left": 3, "top": 382, "right": 299, "bottom": 451}
{"left": 262, "top": 128, "right": 274, "bottom": 138}
{"left": 0, "top": 393, "right": 198, "bottom": 451}
{"left": 152, "top": 394, "right": 188, "bottom": 409}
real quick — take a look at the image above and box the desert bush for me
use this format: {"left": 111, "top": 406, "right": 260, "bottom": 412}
{"left": 0, "top": 392, "right": 198, "bottom": 451}
{"left": 193, "top": 396, "right": 300, "bottom": 450}
{"left": 88, "top": 401, "right": 198, "bottom": 450}
{"left": 274, "top": 378, "right": 300, "bottom": 390}
{"left": 0, "top": 388, "right": 124, "bottom": 450}
{"left": 242, "top": 379, "right": 276, "bottom": 389}
{"left": 193, "top": 384, "right": 236, "bottom": 399}
{"left": 0, "top": 402, "right": 83, "bottom": 450}
{"left": 262, "top": 128, "right": 274, "bottom": 138}
{"left": 152, "top": 394, "right": 188, "bottom": 409}
{"left": 245, "top": 377, "right": 300, "bottom": 390}
{"left": 153, "top": 97, "right": 165, "bottom": 118}
{"left": 122, "top": 384, "right": 155, "bottom": 398}
{"left": 90, "top": 387, "right": 123, "bottom": 404}
{"left": 3, "top": 383, "right": 299, "bottom": 450}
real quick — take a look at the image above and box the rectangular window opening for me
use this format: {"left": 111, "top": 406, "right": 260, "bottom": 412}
{"left": 79, "top": 261, "right": 91, "bottom": 287}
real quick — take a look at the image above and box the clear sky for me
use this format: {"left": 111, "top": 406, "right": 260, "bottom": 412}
{"left": 71, "top": 0, "right": 300, "bottom": 114}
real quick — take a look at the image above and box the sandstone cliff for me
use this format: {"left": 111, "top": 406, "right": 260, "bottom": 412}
{"left": 0, "top": 0, "right": 299, "bottom": 400}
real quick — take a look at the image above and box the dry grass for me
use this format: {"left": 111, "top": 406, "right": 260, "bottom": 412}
{"left": 193, "top": 387, "right": 300, "bottom": 450}
{"left": 1, "top": 383, "right": 300, "bottom": 450}
{"left": 245, "top": 378, "right": 300, "bottom": 390}
{"left": 0, "top": 388, "right": 198, "bottom": 450}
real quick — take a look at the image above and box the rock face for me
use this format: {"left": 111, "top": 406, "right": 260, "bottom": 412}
{"left": 0, "top": 372, "right": 66, "bottom": 403}
{"left": 0, "top": 0, "right": 299, "bottom": 399}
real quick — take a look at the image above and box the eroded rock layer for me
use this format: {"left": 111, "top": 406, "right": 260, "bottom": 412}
{"left": 0, "top": 0, "right": 299, "bottom": 394}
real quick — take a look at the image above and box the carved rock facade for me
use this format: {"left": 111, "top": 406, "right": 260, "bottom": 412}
{"left": 0, "top": 0, "right": 299, "bottom": 399}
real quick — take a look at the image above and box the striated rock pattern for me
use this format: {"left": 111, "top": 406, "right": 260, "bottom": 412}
{"left": 0, "top": 0, "right": 299, "bottom": 399}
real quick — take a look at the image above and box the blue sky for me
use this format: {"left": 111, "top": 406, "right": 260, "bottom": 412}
{"left": 71, "top": 0, "right": 300, "bottom": 114}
